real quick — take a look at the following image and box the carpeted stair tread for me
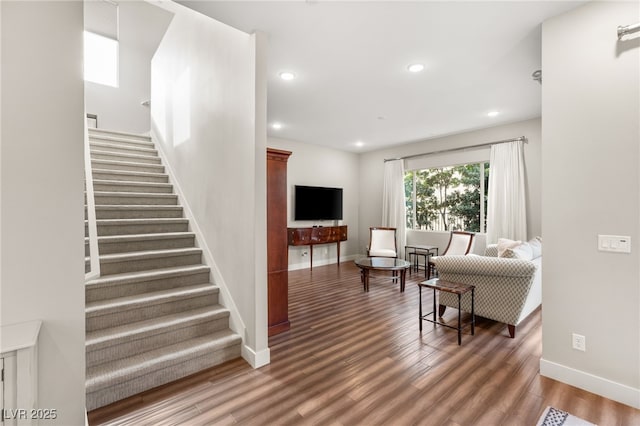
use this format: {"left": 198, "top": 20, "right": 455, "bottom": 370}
{"left": 93, "top": 191, "right": 177, "bottom": 199}
{"left": 90, "top": 141, "right": 158, "bottom": 156}
{"left": 91, "top": 217, "right": 187, "bottom": 227}
{"left": 98, "top": 247, "right": 202, "bottom": 275}
{"left": 86, "top": 330, "right": 241, "bottom": 393}
{"left": 86, "top": 282, "right": 216, "bottom": 317}
{"left": 86, "top": 264, "right": 210, "bottom": 287}
{"left": 93, "top": 179, "right": 173, "bottom": 192}
{"left": 91, "top": 159, "right": 165, "bottom": 173}
{"left": 88, "top": 135, "right": 154, "bottom": 148}
{"left": 88, "top": 134, "right": 153, "bottom": 147}
{"left": 96, "top": 232, "right": 195, "bottom": 255}
{"left": 94, "top": 204, "right": 182, "bottom": 211}
{"left": 93, "top": 205, "right": 183, "bottom": 220}
{"left": 86, "top": 305, "right": 229, "bottom": 348}
{"left": 98, "top": 232, "right": 195, "bottom": 244}
{"left": 99, "top": 247, "right": 202, "bottom": 263}
{"left": 92, "top": 192, "right": 179, "bottom": 206}
{"left": 89, "top": 128, "right": 152, "bottom": 140}
{"left": 91, "top": 150, "right": 162, "bottom": 165}
{"left": 92, "top": 169, "right": 168, "bottom": 183}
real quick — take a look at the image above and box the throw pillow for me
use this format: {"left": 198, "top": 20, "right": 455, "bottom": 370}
{"left": 509, "top": 242, "right": 534, "bottom": 260}
{"left": 497, "top": 238, "right": 522, "bottom": 257}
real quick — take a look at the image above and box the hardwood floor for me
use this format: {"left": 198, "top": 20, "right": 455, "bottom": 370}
{"left": 89, "top": 262, "right": 639, "bottom": 426}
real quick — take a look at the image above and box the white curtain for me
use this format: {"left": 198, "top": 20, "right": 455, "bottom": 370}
{"left": 382, "top": 159, "right": 406, "bottom": 257}
{"left": 486, "top": 140, "right": 527, "bottom": 244}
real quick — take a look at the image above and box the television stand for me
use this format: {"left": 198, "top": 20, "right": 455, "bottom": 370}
{"left": 288, "top": 225, "right": 348, "bottom": 270}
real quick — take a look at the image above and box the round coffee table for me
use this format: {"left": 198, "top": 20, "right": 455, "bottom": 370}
{"left": 354, "top": 257, "right": 411, "bottom": 292}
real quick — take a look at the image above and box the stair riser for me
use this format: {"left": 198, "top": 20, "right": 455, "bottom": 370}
{"left": 90, "top": 143, "right": 157, "bottom": 157}
{"left": 92, "top": 207, "right": 183, "bottom": 220}
{"left": 92, "top": 171, "right": 168, "bottom": 184}
{"left": 98, "top": 236, "right": 195, "bottom": 255}
{"left": 92, "top": 222, "right": 188, "bottom": 236}
{"left": 100, "top": 253, "right": 202, "bottom": 275}
{"left": 86, "top": 292, "right": 217, "bottom": 332}
{"left": 92, "top": 161, "right": 164, "bottom": 174}
{"left": 86, "top": 342, "right": 241, "bottom": 410}
{"left": 86, "top": 271, "right": 210, "bottom": 303}
{"left": 91, "top": 152, "right": 162, "bottom": 165}
{"left": 94, "top": 194, "right": 178, "bottom": 205}
{"left": 93, "top": 182, "right": 173, "bottom": 194}
{"left": 86, "top": 316, "right": 230, "bottom": 368}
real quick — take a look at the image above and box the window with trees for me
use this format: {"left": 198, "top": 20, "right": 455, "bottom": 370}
{"left": 405, "top": 162, "right": 489, "bottom": 233}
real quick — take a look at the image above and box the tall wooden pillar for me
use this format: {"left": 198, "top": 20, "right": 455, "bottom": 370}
{"left": 266, "top": 148, "right": 292, "bottom": 336}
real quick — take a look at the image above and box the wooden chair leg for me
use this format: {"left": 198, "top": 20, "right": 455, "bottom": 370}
{"left": 438, "top": 304, "right": 446, "bottom": 317}
{"left": 507, "top": 324, "right": 516, "bottom": 338}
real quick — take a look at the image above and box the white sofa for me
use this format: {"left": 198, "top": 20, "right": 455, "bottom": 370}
{"left": 432, "top": 240, "right": 542, "bottom": 338}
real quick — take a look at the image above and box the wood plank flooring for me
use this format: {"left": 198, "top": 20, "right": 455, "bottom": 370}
{"left": 89, "top": 261, "right": 640, "bottom": 425}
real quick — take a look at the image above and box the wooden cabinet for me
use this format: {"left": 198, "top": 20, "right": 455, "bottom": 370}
{"left": 287, "top": 225, "right": 348, "bottom": 269}
{"left": 267, "top": 148, "right": 292, "bottom": 337}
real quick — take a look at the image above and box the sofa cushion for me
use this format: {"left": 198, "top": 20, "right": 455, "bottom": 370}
{"left": 497, "top": 238, "right": 522, "bottom": 257}
{"left": 501, "top": 237, "right": 542, "bottom": 261}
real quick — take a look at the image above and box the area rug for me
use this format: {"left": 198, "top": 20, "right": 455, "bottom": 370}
{"left": 536, "top": 406, "right": 596, "bottom": 426}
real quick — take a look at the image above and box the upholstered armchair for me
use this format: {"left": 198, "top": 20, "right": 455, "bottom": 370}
{"left": 432, "top": 240, "right": 542, "bottom": 338}
{"left": 427, "top": 231, "right": 475, "bottom": 278}
{"left": 368, "top": 227, "right": 398, "bottom": 258}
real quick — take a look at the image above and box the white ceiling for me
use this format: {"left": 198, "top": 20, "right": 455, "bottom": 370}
{"left": 179, "top": 1, "right": 585, "bottom": 152}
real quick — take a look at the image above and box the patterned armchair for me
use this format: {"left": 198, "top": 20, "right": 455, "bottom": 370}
{"left": 432, "top": 242, "right": 541, "bottom": 338}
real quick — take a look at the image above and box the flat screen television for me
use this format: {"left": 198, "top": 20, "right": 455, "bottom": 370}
{"left": 294, "top": 185, "right": 343, "bottom": 221}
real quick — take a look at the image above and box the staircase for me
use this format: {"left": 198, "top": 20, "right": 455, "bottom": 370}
{"left": 84, "top": 128, "right": 242, "bottom": 411}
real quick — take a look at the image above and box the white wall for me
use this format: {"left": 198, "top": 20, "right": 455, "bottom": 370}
{"left": 85, "top": 1, "right": 173, "bottom": 134}
{"left": 1, "top": 2, "right": 86, "bottom": 424}
{"left": 150, "top": 3, "right": 268, "bottom": 365}
{"left": 358, "top": 118, "right": 542, "bottom": 255}
{"left": 267, "top": 137, "right": 361, "bottom": 269}
{"left": 541, "top": 1, "right": 640, "bottom": 408}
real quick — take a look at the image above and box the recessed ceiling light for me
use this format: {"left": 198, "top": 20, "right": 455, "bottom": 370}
{"left": 279, "top": 71, "right": 296, "bottom": 81}
{"left": 355, "top": 141, "right": 364, "bottom": 148}
{"left": 487, "top": 111, "right": 500, "bottom": 117}
{"left": 272, "top": 122, "right": 282, "bottom": 130}
{"left": 407, "top": 63, "right": 425, "bottom": 73}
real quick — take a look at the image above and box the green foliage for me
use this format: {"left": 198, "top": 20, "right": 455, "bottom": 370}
{"left": 405, "top": 162, "right": 489, "bottom": 232}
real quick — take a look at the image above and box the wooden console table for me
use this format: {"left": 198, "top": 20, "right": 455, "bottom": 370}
{"left": 288, "top": 225, "right": 347, "bottom": 270}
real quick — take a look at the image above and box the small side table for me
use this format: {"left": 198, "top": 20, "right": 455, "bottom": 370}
{"left": 405, "top": 244, "right": 438, "bottom": 277}
{"left": 418, "top": 278, "right": 475, "bottom": 345}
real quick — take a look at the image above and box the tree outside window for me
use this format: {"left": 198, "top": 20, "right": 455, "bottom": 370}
{"left": 405, "top": 162, "right": 489, "bottom": 233}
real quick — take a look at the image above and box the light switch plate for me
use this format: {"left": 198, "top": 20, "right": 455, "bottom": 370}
{"left": 598, "top": 235, "right": 631, "bottom": 253}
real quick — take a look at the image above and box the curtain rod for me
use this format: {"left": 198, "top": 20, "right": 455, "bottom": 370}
{"left": 618, "top": 22, "right": 640, "bottom": 40}
{"left": 384, "top": 136, "right": 527, "bottom": 163}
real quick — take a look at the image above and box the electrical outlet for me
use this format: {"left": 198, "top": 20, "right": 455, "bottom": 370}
{"left": 572, "top": 333, "right": 586, "bottom": 351}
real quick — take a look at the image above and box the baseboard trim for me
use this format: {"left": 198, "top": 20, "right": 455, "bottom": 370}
{"left": 540, "top": 358, "right": 640, "bottom": 409}
{"left": 242, "top": 344, "right": 270, "bottom": 368}
{"left": 288, "top": 254, "right": 360, "bottom": 271}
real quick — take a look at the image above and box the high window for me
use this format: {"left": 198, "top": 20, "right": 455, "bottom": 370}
{"left": 83, "top": 31, "right": 119, "bottom": 88}
{"left": 405, "top": 162, "right": 489, "bottom": 233}
{"left": 83, "top": 0, "right": 119, "bottom": 87}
